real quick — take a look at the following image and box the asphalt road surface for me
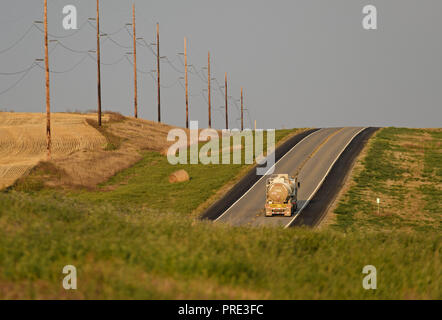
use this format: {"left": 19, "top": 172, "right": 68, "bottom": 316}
{"left": 215, "top": 127, "right": 366, "bottom": 228}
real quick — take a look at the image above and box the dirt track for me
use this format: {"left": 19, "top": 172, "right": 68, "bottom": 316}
{"left": 0, "top": 113, "right": 108, "bottom": 189}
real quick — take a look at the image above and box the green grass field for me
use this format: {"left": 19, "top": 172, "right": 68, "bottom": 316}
{"left": 0, "top": 128, "right": 440, "bottom": 299}
{"left": 0, "top": 191, "right": 440, "bottom": 299}
{"left": 333, "top": 128, "right": 441, "bottom": 233}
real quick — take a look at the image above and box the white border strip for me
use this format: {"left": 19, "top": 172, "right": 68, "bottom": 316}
{"left": 214, "top": 129, "right": 322, "bottom": 222}
{"left": 283, "top": 127, "right": 367, "bottom": 229}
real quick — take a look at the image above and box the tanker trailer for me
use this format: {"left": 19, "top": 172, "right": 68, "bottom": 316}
{"left": 265, "top": 174, "right": 300, "bottom": 217}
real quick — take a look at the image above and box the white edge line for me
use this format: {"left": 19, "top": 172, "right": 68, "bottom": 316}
{"left": 283, "top": 127, "right": 368, "bottom": 229}
{"left": 214, "top": 129, "right": 322, "bottom": 222}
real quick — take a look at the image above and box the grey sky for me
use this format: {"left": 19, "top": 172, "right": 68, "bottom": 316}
{"left": 0, "top": 0, "right": 441, "bottom": 129}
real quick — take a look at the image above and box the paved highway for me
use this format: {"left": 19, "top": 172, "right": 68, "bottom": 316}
{"left": 215, "top": 127, "right": 366, "bottom": 228}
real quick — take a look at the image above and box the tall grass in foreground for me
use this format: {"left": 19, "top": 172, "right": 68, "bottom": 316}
{"left": 0, "top": 192, "right": 440, "bottom": 299}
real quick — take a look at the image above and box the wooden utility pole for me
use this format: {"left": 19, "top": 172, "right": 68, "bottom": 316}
{"left": 157, "top": 23, "right": 161, "bottom": 123}
{"left": 44, "top": 0, "right": 51, "bottom": 159}
{"left": 96, "top": 0, "right": 102, "bottom": 126}
{"left": 241, "top": 87, "right": 244, "bottom": 131}
{"left": 225, "top": 72, "right": 228, "bottom": 129}
{"left": 132, "top": 4, "right": 138, "bottom": 118}
{"left": 208, "top": 51, "right": 211, "bottom": 128}
{"left": 184, "top": 37, "right": 189, "bottom": 129}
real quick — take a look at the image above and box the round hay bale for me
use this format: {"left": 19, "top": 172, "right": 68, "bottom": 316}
{"left": 169, "top": 169, "right": 190, "bottom": 183}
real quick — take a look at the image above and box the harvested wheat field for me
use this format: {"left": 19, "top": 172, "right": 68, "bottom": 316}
{"left": 0, "top": 112, "right": 180, "bottom": 190}
{"left": 0, "top": 112, "right": 109, "bottom": 189}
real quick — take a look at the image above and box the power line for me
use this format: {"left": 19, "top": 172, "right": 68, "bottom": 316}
{"left": 0, "top": 24, "right": 36, "bottom": 54}
{"left": 0, "top": 63, "right": 38, "bottom": 95}
{"left": 177, "top": 54, "right": 186, "bottom": 67}
{"left": 126, "top": 27, "right": 159, "bottom": 59}
{"left": 49, "top": 42, "right": 59, "bottom": 54}
{"left": 88, "top": 53, "right": 126, "bottom": 66}
{"left": 189, "top": 65, "right": 206, "bottom": 82}
{"left": 1, "top": 9, "right": 249, "bottom": 129}
{"left": 88, "top": 21, "right": 135, "bottom": 50}
{"left": 148, "top": 71, "right": 156, "bottom": 81}
{"left": 124, "top": 24, "right": 134, "bottom": 38}
{"left": 229, "top": 96, "right": 241, "bottom": 113}
{"left": 35, "top": 55, "right": 89, "bottom": 74}
{"left": 160, "top": 78, "right": 181, "bottom": 89}
{"left": 127, "top": 65, "right": 188, "bottom": 90}
{"left": 124, "top": 55, "right": 154, "bottom": 74}
{"left": 90, "top": 22, "right": 135, "bottom": 50}
{"left": 105, "top": 35, "right": 132, "bottom": 49}
{"left": 55, "top": 40, "right": 94, "bottom": 54}
{"left": 0, "top": 62, "right": 37, "bottom": 75}
{"left": 213, "top": 77, "right": 228, "bottom": 103}
{"left": 51, "top": 37, "right": 109, "bottom": 55}
{"left": 137, "top": 39, "right": 158, "bottom": 58}
{"left": 163, "top": 57, "right": 184, "bottom": 74}
{"left": 34, "top": 20, "right": 90, "bottom": 39}
{"left": 87, "top": 20, "right": 127, "bottom": 36}
{"left": 165, "top": 55, "right": 180, "bottom": 65}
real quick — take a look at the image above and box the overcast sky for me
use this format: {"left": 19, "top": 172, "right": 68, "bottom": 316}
{"left": 0, "top": 0, "right": 441, "bottom": 129}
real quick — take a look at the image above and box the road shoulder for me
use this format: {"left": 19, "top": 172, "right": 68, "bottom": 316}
{"left": 291, "top": 127, "right": 379, "bottom": 227}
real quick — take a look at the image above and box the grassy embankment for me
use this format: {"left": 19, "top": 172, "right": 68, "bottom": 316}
{"left": 331, "top": 128, "right": 441, "bottom": 233}
{"left": 0, "top": 127, "right": 440, "bottom": 299}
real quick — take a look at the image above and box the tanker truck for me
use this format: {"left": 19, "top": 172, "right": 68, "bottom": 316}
{"left": 265, "top": 174, "right": 300, "bottom": 217}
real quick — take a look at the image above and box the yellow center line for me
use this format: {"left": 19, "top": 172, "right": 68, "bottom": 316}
{"left": 251, "top": 128, "right": 346, "bottom": 223}
{"left": 292, "top": 128, "right": 345, "bottom": 177}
